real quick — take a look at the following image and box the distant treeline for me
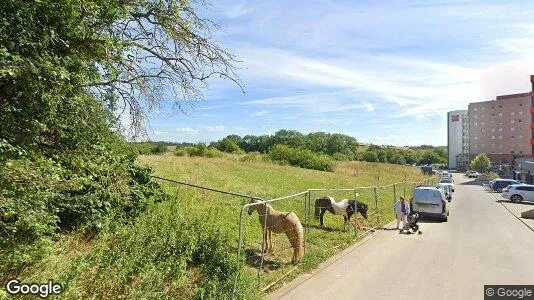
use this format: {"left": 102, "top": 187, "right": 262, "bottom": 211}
{"left": 131, "top": 130, "right": 447, "bottom": 171}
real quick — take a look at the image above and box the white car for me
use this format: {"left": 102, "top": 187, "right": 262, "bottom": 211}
{"left": 502, "top": 184, "right": 534, "bottom": 202}
{"left": 466, "top": 171, "right": 480, "bottom": 178}
{"left": 437, "top": 185, "right": 452, "bottom": 201}
{"left": 438, "top": 177, "right": 454, "bottom": 192}
{"left": 411, "top": 187, "right": 449, "bottom": 222}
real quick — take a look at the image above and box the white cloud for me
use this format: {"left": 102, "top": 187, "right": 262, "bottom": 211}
{"left": 175, "top": 127, "right": 199, "bottom": 135}
{"left": 251, "top": 110, "right": 269, "bottom": 117}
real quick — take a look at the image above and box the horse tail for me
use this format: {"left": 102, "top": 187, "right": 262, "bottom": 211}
{"left": 286, "top": 213, "right": 305, "bottom": 262}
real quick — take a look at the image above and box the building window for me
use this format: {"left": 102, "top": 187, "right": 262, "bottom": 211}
{"left": 499, "top": 128, "right": 502, "bottom": 132}
{"left": 498, "top": 136, "right": 502, "bottom": 139}
{"left": 491, "top": 106, "right": 494, "bottom": 109}
{"left": 511, "top": 120, "right": 515, "bottom": 124}
{"left": 511, "top": 127, "right": 515, "bottom": 131}
{"left": 520, "top": 111, "right": 523, "bottom": 115}
{"left": 481, "top": 122, "right": 485, "bottom": 125}
{"left": 481, "top": 114, "right": 485, "bottom": 118}
{"left": 474, "top": 108, "right": 478, "bottom": 111}
{"left": 511, "top": 151, "right": 515, "bottom": 154}
{"left": 520, "top": 103, "right": 523, "bottom": 107}
{"left": 498, "top": 105, "right": 502, "bottom": 109}
{"left": 498, "top": 112, "right": 503, "bottom": 117}
{"left": 511, "top": 112, "right": 515, "bottom": 116}
{"left": 482, "top": 107, "right": 485, "bottom": 111}
{"left": 519, "top": 135, "right": 524, "bottom": 139}
{"left": 481, "top": 128, "right": 485, "bottom": 132}
{"left": 474, "top": 136, "right": 478, "bottom": 140}
{"left": 519, "top": 119, "right": 522, "bottom": 122}
{"left": 491, "top": 151, "right": 495, "bottom": 154}
{"left": 474, "top": 114, "right": 477, "bottom": 118}
{"left": 491, "top": 136, "right": 495, "bottom": 139}
{"left": 474, "top": 122, "right": 478, "bottom": 126}
{"left": 491, "top": 128, "right": 495, "bottom": 132}
{"left": 491, "top": 113, "right": 495, "bottom": 116}
{"left": 511, "top": 135, "right": 515, "bottom": 138}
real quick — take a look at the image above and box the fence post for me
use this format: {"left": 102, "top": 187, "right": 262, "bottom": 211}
{"left": 374, "top": 186, "right": 379, "bottom": 228}
{"left": 393, "top": 184, "right": 397, "bottom": 215}
{"left": 307, "top": 191, "right": 311, "bottom": 251}
{"left": 232, "top": 205, "right": 247, "bottom": 299}
{"left": 303, "top": 192, "right": 308, "bottom": 254}
{"left": 403, "top": 179, "right": 406, "bottom": 199}
{"left": 258, "top": 203, "right": 269, "bottom": 281}
{"left": 354, "top": 189, "right": 359, "bottom": 239}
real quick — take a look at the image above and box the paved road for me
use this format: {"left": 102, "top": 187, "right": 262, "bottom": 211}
{"left": 270, "top": 174, "right": 534, "bottom": 300}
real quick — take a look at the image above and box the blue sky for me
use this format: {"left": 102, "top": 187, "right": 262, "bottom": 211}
{"left": 143, "top": 0, "right": 534, "bottom": 146}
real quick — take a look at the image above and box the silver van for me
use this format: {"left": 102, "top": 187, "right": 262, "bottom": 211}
{"left": 411, "top": 187, "right": 449, "bottom": 222}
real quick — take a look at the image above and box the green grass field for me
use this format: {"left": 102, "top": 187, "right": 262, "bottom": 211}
{"left": 137, "top": 154, "right": 434, "bottom": 294}
{"left": 14, "top": 154, "right": 434, "bottom": 299}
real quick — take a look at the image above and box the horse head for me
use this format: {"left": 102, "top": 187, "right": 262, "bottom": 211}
{"left": 248, "top": 198, "right": 262, "bottom": 215}
{"left": 356, "top": 202, "right": 368, "bottom": 219}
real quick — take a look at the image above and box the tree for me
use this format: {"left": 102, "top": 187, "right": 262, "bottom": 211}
{"left": 363, "top": 151, "right": 379, "bottom": 162}
{"left": 1, "top": 0, "right": 240, "bottom": 143}
{"left": 471, "top": 153, "right": 491, "bottom": 173}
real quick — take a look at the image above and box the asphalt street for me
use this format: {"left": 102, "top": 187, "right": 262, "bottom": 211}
{"left": 270, "top": 174, "right": 534, "bottom": 300}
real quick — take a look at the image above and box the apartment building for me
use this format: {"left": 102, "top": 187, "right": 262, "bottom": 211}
{"left": 468, "top": 81, "right": 534, "bottom": 164}
{"left": 447, "top": 110, "right": 468, "bottom": 169}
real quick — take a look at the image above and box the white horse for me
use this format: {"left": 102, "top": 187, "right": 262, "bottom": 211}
{"left": 314, "top": 196, "right": 368, "bottom": 230}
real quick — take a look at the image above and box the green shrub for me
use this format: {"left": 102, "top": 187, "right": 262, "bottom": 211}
{"left": 174, "top": 148, "right": 187, "bottom": 156}
{"left": 151, "top": 143, "right": 168, "bottom": 154}
{"left": 0, "top": 138, "right": 169, "bottom": 278}
{"left": 184, "top": 145, "right": 224, "bottom": 158}
{"left": 268, "top": 145, "right": 335, "bottom": 172}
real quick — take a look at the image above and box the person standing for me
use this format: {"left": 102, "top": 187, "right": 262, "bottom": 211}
{"left": 394, "top": 196, "right": 410, "bottom": 231}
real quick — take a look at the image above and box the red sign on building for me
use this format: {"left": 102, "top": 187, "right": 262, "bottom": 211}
{"left": 451, "top": 115, "right": 459, "bottom": 122}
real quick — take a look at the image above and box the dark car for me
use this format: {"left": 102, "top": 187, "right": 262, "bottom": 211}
{"left": 489, "top": 179, "right": 521, "bottom": 193}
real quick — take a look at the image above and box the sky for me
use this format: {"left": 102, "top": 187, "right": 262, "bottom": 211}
{"left": 143, "top": 0, "right": 534, "bottom": 146}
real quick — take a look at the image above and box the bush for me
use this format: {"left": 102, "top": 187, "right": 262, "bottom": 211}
{"left": 184, "top": 145, "right": 224, "bottom": 158}
{"left": 151, "top": 143, "right": 168, "bottom": 154}
{"left": 268, "top": 145, "right": 335, "bottom": 172}
{"left": 471, "top": 153, "right": 491, "bottom": 173}
{"left": 174, "top": 148, "right": 187, "bottom": 156}
{"left": 332, "top": 152, "right": 350, "bottom": 161}
{"left": 0, "top": 138, "right": 169, "bottom": 278}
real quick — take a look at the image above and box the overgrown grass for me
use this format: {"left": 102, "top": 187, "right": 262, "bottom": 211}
{"left": 16, "top": 154, "right": 432, "bottom": 299}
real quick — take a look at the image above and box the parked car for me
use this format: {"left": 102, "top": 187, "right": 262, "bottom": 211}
{"left": 437, "top": 185, "right": 452, "bottom": 201}
{"left": 502, "top": 184, "right": 534, "bottom": 202}
{"left": 411, "top": 187, "right": 449, "bottom": 222}
{"left": 438, "top": 177, "right": 454, "bottom": 192}
{"left": 489, "top": 179, "right": 521, "bottom": 193}
{"left": 466, "top": 171, "right": 480, "bottom": 178}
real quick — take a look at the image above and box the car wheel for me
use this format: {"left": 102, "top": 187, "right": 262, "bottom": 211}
{"left": 510, "top": 194, "right": 523, "bottom": 203}
{"left": 442, "top": 216, "right": 448, "bottom": 222}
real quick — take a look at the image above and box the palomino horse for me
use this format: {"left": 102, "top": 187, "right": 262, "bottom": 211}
{"left": 248, "top": 199, "right": 304, "bottom": 262}
{"left": 314, "top": 196, "right": 368, "bottom": 230}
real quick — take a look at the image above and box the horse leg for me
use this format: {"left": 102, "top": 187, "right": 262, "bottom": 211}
{"left": 319, "top": 210, "right": 325, "bottom": 227}
{"left": 343, "top": 216, "right": 348, "bottom": 231}
{"left": 268, "top": 230, "right": 273, "bottom": 253}
{"left": 262, "top": 229, "right": 268, "bottom": 255}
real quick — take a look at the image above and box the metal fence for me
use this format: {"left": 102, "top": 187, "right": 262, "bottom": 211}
{"left": 232, "top": 176, "right": 439, "bottom": 298}
{"left": 151, "top": 175, "right": 438, "bottom": 299}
